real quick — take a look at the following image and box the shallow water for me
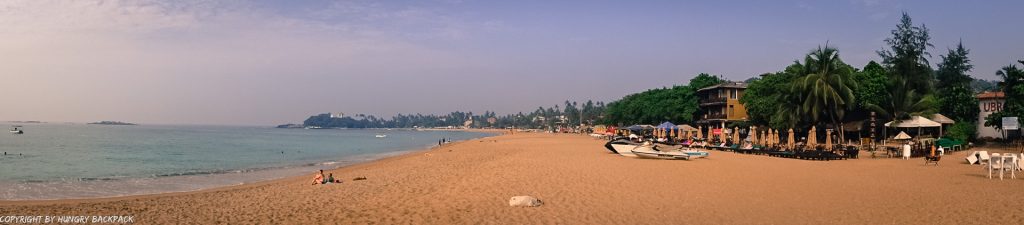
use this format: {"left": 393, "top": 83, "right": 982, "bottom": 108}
{"left": 0, "top": 123, "right": 492, "bottom": 200}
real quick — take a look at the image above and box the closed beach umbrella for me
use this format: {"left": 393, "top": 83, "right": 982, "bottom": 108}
{"left": 775, "top": 129, "right": 781, "bottom": 146}
{"left": 733, "top": 127, "right": 740, "bottom": 143}
{"left": 697, "top": 126, "right": 704, "bottom": 140}
{"left": 825, "top": 129, "right": 833, "bottom": 151}
{"left": 759, "top": 130, "right": 765, "bottom": 145}
{"left": 720, "top": 128, "right": 728, "bottom": 143}
{"left": 788, "top": 128, "right": 795, "bottom": 149}
{"left": 807, "top": 126, "right": 817, "bottom": 147}
{"left": 769, "top": 129, "right": 776, "bottom": 146}
{"left": 669, "top": 127, "right": 676, "bottom": 139}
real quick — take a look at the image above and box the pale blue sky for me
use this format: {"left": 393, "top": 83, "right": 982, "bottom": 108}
{"left": 1, "top": 0, "right": 1021, "bottom": 125}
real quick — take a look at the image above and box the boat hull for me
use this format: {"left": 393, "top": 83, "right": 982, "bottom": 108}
{"left": 631, "top": 146, "right": 689, "bottom": 160}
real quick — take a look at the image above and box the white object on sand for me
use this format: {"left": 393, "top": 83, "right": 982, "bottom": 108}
{"left": 509, "top": 196, "right": 543, "bottom": 207}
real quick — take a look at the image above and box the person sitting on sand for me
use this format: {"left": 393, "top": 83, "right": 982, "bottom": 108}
{"left": 312, "top": 170, "right": 324, "bottom": 185}
{"left": 326, "top": 173, "right": 336, "bottom": 183}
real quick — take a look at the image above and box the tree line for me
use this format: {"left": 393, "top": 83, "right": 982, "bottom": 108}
{"left": 302, "top": 100, "right": 608, "bottom": 129}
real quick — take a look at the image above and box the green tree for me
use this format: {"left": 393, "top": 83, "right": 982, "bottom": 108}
{"left": 985, "top": 60, "right": 1024, "bottom": 129}
{"left": 877, "top": 12, "right": 934, "bottom": 96}
{"left": 935, "top": 41, "right": 979, "bottom": 123}
{"left": 741, "top": 72, "right": 797, "bottom": 128}
{"left": 791, "top": 45, "right": 858, "bottom": 140}
{"left": 688, "top": 73, "right": 725, "bottom": 90}
{"left": 854, "top": 61, "right": 890, "bottom": 108}
{"left": 868, "top": 12, "right": 938, "bottom": 122}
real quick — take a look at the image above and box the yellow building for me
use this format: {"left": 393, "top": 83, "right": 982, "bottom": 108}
{"left": 696, "top": 82, "right": 748, "bottom": 127}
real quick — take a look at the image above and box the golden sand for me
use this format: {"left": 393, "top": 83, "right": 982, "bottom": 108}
{"left": 2, "top": 133, "right": 1023, "bottom": 224}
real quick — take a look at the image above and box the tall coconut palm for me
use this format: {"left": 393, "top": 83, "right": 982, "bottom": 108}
{"left": 790, "top": 45, "right": 858, "bottom": 141}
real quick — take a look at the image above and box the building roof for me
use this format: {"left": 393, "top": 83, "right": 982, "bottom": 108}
{"left": 976, "top": 91, "right": 1005, "bottom": 99}
{"left": 697, "top": 82, "right": 747, "bottom": 92}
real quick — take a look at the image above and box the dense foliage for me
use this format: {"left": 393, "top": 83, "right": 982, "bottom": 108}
{"left": 935, "top": 42, "right": 978, "bottom": 123}
{"left": 946, "top": 121, "right": 977, "bottom": 142}
{"left": 302, "top": 100, "right": 607, "bottom": 129}
{"left": 985, "top": 60, "right": 1024, "bottom": 129}
{"left": 602, "top": 73, "right": 723, "bottom": 125}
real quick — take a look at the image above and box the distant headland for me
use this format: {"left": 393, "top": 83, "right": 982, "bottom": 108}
{"left": 88, "top": 121, "right": 138, "bottom": 125}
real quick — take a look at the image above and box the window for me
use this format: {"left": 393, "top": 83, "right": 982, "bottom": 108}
{"left": 729, "top": 105, "right": 735, "bottom": 117}
{"left": 730, "top": 89, "right": 737, "bottom": 99}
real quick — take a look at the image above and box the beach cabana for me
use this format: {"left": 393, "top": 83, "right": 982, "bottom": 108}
{"left": 929, "top": 114, "right": 955, "bottom": 136}
{"left": 886, "top": 116, "right": 941, "bottom": 139}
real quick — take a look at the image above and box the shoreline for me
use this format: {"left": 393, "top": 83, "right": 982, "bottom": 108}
{"left": 0, "top": 129, "right": 504, "bottom": 203}
{"left": 4, "top": 133, "right": 1020, "bottom": 224}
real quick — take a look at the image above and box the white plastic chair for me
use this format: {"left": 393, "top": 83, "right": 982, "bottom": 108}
{"left": 978, "top": 151, "right": 991, "bottom": 165}
{"left": 1007, "top": 155, "right": 1019, "bottom": 178}
{"left": 965, "top": 151, "right": 978, "bottom": 164}
{"left": 988, "top": 153, "right": 1002, "bottom": 179}
{"left": 1019, "top": 153, "right": 1024, "bottom": 171}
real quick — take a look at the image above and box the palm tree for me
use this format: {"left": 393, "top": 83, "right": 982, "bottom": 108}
{"left": 790, "top": 44, "right": 858, "bottom": 141}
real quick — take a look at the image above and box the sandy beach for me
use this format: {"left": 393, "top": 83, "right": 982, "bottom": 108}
{"left": 2, "top": 132, "right": 1023, "bottom": 224}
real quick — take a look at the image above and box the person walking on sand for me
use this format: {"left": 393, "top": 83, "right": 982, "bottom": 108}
{"left": 312, "top": 170, "right": 324, "bottom": 185}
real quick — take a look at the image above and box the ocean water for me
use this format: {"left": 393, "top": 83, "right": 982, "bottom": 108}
{"left": 0, "top": 123, "right": 494, "bottom": 200}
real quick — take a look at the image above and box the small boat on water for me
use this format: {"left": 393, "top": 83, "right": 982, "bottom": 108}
{"left": 631, "top": 142, "right": 690, "bottom": 160}
{"left": 375, "top": 134, "right": 387, "bottom": 138}
{"left": 605, "top": 138, "right": 640, "bottom": 157}
{"left": 10, "top": 126, "right": 23, "bottom": 134}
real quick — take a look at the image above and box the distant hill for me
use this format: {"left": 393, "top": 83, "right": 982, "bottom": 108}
{"left": 88, "top": 121, "right": 137, "bottom": 125}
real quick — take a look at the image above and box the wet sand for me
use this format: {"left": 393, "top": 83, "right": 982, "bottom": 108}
{"left": 2, "top": 132, "right": 1023, "bottom": 224}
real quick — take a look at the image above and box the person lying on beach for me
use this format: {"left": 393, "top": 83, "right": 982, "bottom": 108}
{"left": 312, "top": 170, "right": 324, "bottom": 185}
{"left": 326, "top": 173, "right": 342, "bottom": 183}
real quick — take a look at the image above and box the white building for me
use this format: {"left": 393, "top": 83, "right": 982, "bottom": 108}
{"left": 977, "top": 91, "right": 1005, "bottom": 139}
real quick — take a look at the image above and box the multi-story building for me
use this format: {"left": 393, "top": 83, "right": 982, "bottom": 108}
{"left": 977, "top": 91, "right": 1005, "bottom": 139}
{"left": 696, "top": 82, "right": 748, "bottom": 128}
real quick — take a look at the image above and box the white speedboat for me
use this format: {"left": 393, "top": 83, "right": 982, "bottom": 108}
{"left": 679, "top": 148, "right": 709, "bottom": 158}
{"left": 10, "top": 126, "right": 23, "bottom": 134}
{"left": 375, "top": 134, "right": 387, "bottom": 138}
{"left": 631, "top": 143, "right": 690, "bottom": 160}
{"left": 605, "top": 139, "right": 639, "bottom": 157}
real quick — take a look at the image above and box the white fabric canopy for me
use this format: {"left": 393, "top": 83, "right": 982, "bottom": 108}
{"left": 885, "top": 116, "right": 941, "bottom": 128}
{"left": 893, "top": 131, "right": 912, "bottom": 140}
{"left": 929, "top": 114, "right": 955, "bottom": 124}
{"left": 677, "top": 124, "right": 697, "bottom": 131}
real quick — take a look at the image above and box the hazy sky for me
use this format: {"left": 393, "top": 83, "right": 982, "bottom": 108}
{"left": 1, "top": 0, "right": 1021, "bottom": 125}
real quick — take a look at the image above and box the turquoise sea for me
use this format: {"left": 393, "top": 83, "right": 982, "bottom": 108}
{"left": 0, "top": 123, "right": 493, "bottom": 200}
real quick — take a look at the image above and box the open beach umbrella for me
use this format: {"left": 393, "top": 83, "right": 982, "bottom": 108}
{"left": 893, "top": 131, "right": 912, "bottom": 140}
{"left": 787, "top": 129, "right": 795, "bottom": 149}
{"left": 807, "top": 126, "right": 817, "bottom": 147}
{"left": 825, "top": 129, "right": 833, "bottom": 151}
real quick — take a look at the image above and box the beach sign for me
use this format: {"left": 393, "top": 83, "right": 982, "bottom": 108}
{"left": 1003, "top": 117, "right": 1019, "bottom": 130}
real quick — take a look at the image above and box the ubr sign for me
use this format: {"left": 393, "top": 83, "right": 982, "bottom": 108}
{"left": 1003, "top": 117, "right": 1019, "bottom": 130}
